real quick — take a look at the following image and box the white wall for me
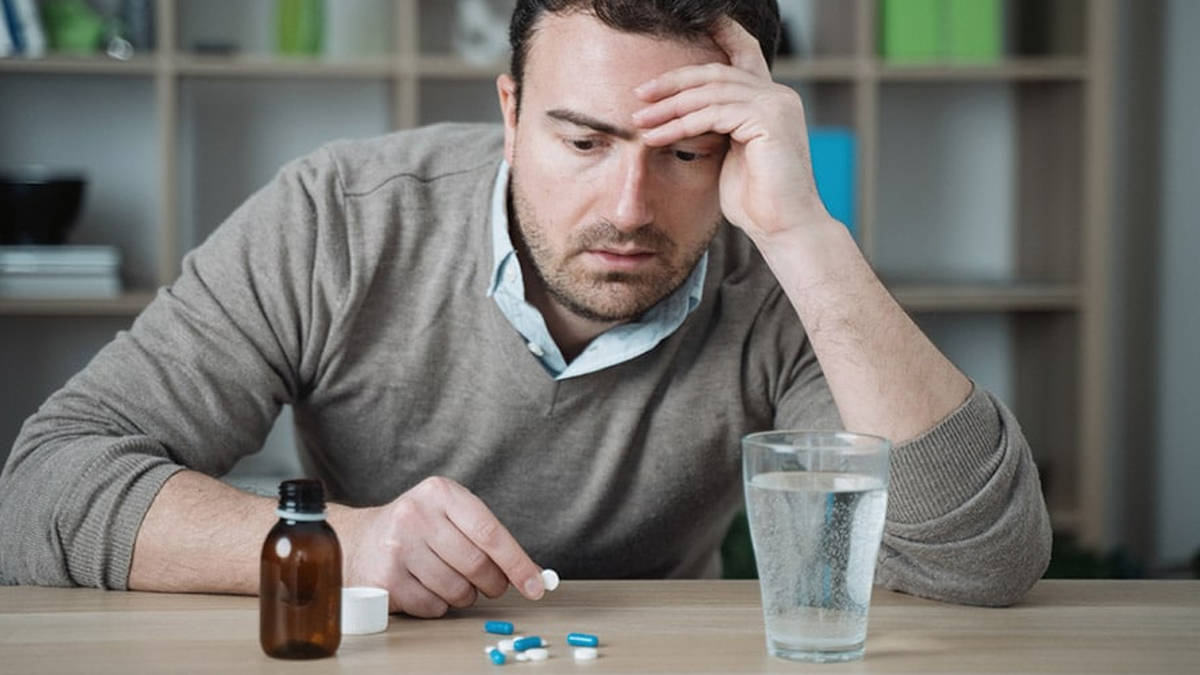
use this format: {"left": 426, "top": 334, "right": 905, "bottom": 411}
{"left": 1154, "top": 0, "right": 1200, "bottom": 567}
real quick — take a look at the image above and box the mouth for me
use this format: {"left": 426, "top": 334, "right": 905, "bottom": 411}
{"left": 586, "top": 247, "right": 658, "bottom": 271}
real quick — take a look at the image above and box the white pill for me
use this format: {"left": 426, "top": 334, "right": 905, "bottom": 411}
{"left": 497, "top": 638, "right": 516, "bottom": 653}
{"left": 541, "top": 568, "right": 560, "bottom": 591}
{"left": 574, "top": 647, "right": 599, "bottom": 660}
{"left": 514, "top": 652, "right": 530, "bottom": 662}
{"left": 525, "top": 648, "right": 550, "bottom": 661}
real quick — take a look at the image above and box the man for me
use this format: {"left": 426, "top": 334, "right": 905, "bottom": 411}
{"left": 0, "top": 0, "right": 1051, "bottom": 617}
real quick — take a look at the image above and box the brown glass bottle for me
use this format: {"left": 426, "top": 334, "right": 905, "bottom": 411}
{"left": 260, "top": 479, "right": 342, "bottom": 659}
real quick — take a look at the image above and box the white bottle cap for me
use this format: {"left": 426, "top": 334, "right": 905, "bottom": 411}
{"left": 341, "top": 586, "right": 389, "bottom": 635}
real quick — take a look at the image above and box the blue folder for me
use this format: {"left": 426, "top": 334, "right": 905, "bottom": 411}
{"left": 808, "top": 127, "right": 857, "bottom": 237}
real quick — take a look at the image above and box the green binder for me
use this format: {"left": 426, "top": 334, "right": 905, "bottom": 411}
{"left": 880, "top": 0, "right": 1003, "bottom": 63}
{"left": 879, "top": 0, "right": 942, "bottom": 62}
{"left": 277, "top": 0, "right": 324, "bottom": 56}
{"left": 946, "top": 0, "right": 1002, "bottom": 61}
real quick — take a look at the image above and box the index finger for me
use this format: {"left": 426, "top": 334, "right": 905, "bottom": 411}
{"left": 710, "top": 15, "right": 771, "bottom": 79}
{"left": 443, "top": 482, "right": 546, "bottom": 600}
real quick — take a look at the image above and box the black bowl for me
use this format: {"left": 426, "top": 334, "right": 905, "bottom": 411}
{"left": 0, "top": 169, "right": 88, "bottom": 245}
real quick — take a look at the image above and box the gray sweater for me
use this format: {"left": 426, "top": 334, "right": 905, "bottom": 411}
{"left": 0, "top": 124, "right": 1051, "bottom": 605}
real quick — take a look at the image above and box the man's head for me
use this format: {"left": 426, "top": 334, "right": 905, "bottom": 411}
{"left": 497, "top": 1, "right": 781, "bottom": 327}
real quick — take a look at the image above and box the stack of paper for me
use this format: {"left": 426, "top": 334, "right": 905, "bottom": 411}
{"left": 0, "top": 246, "right": 122, "bottom": 299}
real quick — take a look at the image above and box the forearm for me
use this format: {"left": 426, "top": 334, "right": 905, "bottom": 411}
{"left": 128, "top": 471, "right": 277, "bottom": 595}
{"left": 749, "top": 216, "right": 971, "bottom": 443}
{"left": 129, "top": 470, "right": 384, "bottom": 596}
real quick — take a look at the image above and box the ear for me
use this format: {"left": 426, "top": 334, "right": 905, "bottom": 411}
{"left": 497, "top": 74, "right": 519, "bottom": 164}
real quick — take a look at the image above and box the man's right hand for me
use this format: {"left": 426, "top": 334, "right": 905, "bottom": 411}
{"left": 332, "top": 476, "right": 546, "bottom": 617}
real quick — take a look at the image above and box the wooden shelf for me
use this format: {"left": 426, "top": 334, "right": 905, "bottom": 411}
{"left": 891, "top": 282, "right": 1080, "bottom": 313}
{"left": 173, "top": 54, "right": 396, "bottom": 78}
{"left": 875, "top": 57, "right": 1089, "bottom": 82}
{"left": 771, "top": 56, "right": 860, "bottom": 81}
{"left": 0, "top": 291, "right": 156, "bottom": 317}
{"left": 0, "top": 54, "right": 160, "bottom": 75}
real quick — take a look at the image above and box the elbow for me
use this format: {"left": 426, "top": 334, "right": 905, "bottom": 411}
{"left": 969, "top": 488, "right": 1054, "bottom": 607}
{"left": 966, "top": 520, "right": 1052, "bottom": 607}
{"left": 877, "top": 499, "right": 1053, "bottom": 608}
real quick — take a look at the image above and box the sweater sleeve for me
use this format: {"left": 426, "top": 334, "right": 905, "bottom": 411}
{"left": 874, "top": 384, "right": 1052, "bottom": 606}
{"left": 0, "top": 151, "right": 345, "bottom": 589}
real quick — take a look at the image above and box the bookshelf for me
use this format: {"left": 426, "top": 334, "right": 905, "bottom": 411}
{"left": 0, "top": 0, "right": 1115, "bottom": 548}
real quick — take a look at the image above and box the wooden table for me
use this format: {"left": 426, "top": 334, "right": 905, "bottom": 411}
{"left": 1, "top": 580, "right": 1196, "bottom": 674}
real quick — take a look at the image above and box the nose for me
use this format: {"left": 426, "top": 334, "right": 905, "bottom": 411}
{"left": 608, "top": 151, "right": 653, "bottom": 232}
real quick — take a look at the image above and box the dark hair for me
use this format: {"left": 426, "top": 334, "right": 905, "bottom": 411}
{"left": 508, "top": 0, "right": 781, "bottom": 105}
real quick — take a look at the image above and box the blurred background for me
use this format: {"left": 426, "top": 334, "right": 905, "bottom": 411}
{"left": 0, "top": 0, "right": 1196, "bottom": 580}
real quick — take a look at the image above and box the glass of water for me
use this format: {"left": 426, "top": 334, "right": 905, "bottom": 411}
{"left": 743, "top": 430, "right": 891, "bottom": 662}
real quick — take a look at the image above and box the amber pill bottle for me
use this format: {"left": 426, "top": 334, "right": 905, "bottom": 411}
{"left": 260, "top": 479, "right": 342, "bottom": 659}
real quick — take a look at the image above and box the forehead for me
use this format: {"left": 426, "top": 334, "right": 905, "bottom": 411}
{"left": 521, "top": 11, "right": 727, "bottom": 96}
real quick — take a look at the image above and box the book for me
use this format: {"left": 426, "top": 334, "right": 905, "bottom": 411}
{"left": 12, "top": 0, "right": 45, "bottom": 57}
{"left": 277, "top": 0, "right": 324, "bottom": 56}
{"left": 0, "top": 8, "right": 12, "bottom": 57}
{"left": 880, "top": 0, "right": 1003, "bottom": 63}
{"left": 324, "top": 0, "right": 385, "bottom": 60}
{"left": 946, "top": 0, "right": 1001, "bottom": 62}
{"left": 776, "top": 0, "right": 816, "bottom": 58}
{"left": 1, "top": 0, "right": 19, "bottom": 55}
{"left": 0, "top": 245, "right": 122, "bottom": 299}
{"left": 119, "top": 0, "right": 155, "bottom": 51}
{"left": 879, "top": 0, "right": 942, "bottom": 62}
{"left": 1, "top": 0, "right": 45, "bottom": 57}
{"left": 808, "top": 127, "right": 857, "bottom": 237}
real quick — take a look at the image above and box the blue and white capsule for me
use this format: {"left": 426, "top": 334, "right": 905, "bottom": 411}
{"left": 486, "top": 646, "right": 506, "bottom": 665}
{"left": 566, "top": 632, "right": 600, "bottom": 647}
{"left": 484, "top": 620, "right": 515, "bottom": 635}
{"left": 512, "top": 636, "right": 545, "bottom": 652}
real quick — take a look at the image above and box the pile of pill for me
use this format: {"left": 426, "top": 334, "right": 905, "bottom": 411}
{"left": 479, "top": 569, "right": 602, "bottom": 665}
{"left": 483, "top": 626, "right": 601, "bottom": 665}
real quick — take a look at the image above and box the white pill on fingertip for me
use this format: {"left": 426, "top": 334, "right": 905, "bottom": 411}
{"left": 574, "top": 646, "right": 599, "bottom": 660}
{"left": 541, "top": 568, "right": 560, "bottom": 591}
{"left": 526, "top": 647, "right": 550, "bottom": 661}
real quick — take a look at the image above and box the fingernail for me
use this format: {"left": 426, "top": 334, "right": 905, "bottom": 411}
{"left": 523, "top": 575, "right": 544, "bottom": 599}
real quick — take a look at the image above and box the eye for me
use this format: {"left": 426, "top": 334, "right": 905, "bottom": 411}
{"left": 673, "top": 149, "right": 700, "bottom": 162}
{"left": 568, "top": 138, "right": 600, "bottom": 152}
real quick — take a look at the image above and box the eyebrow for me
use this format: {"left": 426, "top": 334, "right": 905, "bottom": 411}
{"left": 545, "top": 108, "right": 636, "bottom": 141}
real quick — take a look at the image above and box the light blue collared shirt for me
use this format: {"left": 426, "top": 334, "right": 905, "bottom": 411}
{"left": 486, "top": 162, "right": 707, "bottom": 380}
